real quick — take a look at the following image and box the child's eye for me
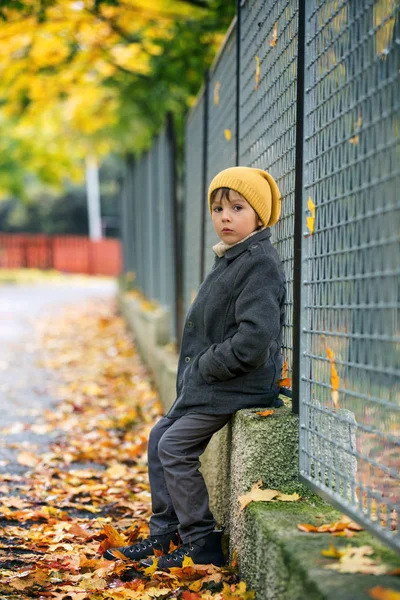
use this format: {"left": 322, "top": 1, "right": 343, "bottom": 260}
{"left": 233, "top": 205, "right": 243, "bottom": 211}
{"left": 212, "top": 206, "right": 222, "bottom": 212}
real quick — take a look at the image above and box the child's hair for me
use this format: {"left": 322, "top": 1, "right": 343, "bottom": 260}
{"left": 208, "top": 166, "right": 282, "bottom": 227}
{"left": 210, "top": 187, "right": 245, "bottom": 205}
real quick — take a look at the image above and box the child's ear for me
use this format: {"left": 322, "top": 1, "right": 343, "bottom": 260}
{"left": 257, "top": 218, "right": 263, "bottom": 227}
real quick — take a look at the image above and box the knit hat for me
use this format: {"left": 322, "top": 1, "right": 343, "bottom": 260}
{"left": 208, "top": 166, "right": 281, "bottom": 227}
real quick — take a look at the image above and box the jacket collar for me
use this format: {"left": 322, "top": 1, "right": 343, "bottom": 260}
{"left": 223, "top": 228, "right": 271, "bottom": 262}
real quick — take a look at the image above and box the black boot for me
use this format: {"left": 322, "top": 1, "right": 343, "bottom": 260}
{"left": 142, "top": 530, "right": 225, "bottom": 569}
{"left": 103, "top": 531, "right": 180, "bottom": 561}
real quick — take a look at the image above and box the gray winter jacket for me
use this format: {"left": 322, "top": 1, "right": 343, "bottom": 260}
{"left": 167, "top": 228, "right": 286, "bottom": 418}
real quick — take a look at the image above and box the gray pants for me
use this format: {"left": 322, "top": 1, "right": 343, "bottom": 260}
{"left": 148, "top": 413, "right": 231, "bottom": 543}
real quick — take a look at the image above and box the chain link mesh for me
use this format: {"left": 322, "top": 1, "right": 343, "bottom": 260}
{"left": 239, "top": 0, "right": 298, "bottom": 383}
{"left": 300, "top": 0, "right": 400, "bottom": 551}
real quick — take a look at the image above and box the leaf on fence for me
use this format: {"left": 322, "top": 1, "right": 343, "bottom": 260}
{"left": 323, "top": 545, "right": 388, "bottom": 575}
{"left": 276, "top": 360, "right": 291, "bottom": 388}
{"left": 306, "top": 196, "right": 315, "bottom": 235}
{"left": 270, "top": 22, "right": 278, "bottom": 47}
{"left": 369, "top": 587, "right": 400, "bottom": 600}
{"left": 324, "top": 341, "right": 340, "bottom": 408}
{"left": 254, "top": 56, "right": 260, "bottom": 90}
{"left": 224, "top": 129, "right": 232, "bottom": 141}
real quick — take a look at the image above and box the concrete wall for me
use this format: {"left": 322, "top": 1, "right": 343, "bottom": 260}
{"left": 118, "top": 291, "right": 400, "bottom": 599}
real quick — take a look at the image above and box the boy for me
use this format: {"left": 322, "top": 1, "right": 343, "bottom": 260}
{"left": 104, "top": 166, "right": 286, "bottom": 568}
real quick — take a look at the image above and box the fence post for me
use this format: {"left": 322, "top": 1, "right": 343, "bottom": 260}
{"left": 200, "top": 71, "right": 209, "bottom": 283}
{"left": 291, "top": 0, "right": 306, "bottom": 416}
{"left": 235, "top": 0, "right": 240, "bottom": 166}
{"left": 167, "top": 112, "right": 183, "bottom": 346}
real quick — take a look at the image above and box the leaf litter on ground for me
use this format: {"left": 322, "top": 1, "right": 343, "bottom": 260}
{"left": 0, "top": 298, "right": 253, "bottom": 599}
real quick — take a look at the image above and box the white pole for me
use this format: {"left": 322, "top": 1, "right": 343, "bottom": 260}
{"left": 85, "top": 155, "right": 102, "bottom": 241}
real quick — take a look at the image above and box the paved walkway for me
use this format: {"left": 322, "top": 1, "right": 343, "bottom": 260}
{"left": 0, "top": 279, "right": 116, "bottom": 475}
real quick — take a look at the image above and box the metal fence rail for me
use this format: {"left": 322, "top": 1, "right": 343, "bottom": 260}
{"left": 300, "top": 0, "right": 400, "bottom": 552}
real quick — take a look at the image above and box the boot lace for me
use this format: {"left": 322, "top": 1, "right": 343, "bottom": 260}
{"left": 127, "top": 537, "right": 158, "bottom": 555}
{"left": 165, "top": 543, "right": 194, "bottom": 563}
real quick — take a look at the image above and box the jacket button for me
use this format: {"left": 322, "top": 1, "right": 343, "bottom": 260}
{"left": 184, "top": 356, "right": 191, "bottom": 363}
{"left": 187, "top": 321, "right": 193, "bottom": 327}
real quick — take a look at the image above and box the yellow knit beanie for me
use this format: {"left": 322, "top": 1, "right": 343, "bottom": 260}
{"left": 208, "top": 166, "right": 281, "bottom": 227}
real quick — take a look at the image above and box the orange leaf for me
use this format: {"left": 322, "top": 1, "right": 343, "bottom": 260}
{"left": 275, "top": 377, "right": 292, "bottom": 388}
{"left": 297, "top": 523, "right": 319, "bottom": 533}
{"left": 98, "top": 524, "right": 126, "bottom": 554}
{"left": 231, "top": 548, "right": 238, "bottom": 568}
{"left": 181, "top": 591, "right": 202, "bottom": 600}
{"left": 369, "top": 587, "right": 400, "bottom": 600}
{"left": 270, "top": 22, "right": 278, "bottom": 47}
{"left": 282, "top": 360, "right": 288, "bottom": 378}
{"left": 255, "top": 409, "right": 274, "bottom": 417}
{"left": 254, "top": 56, "right": 260, "bottom": 90}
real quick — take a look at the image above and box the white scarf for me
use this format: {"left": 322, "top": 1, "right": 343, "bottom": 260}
{"left": 212, "top": 227, "right": 266, "bottom": 258}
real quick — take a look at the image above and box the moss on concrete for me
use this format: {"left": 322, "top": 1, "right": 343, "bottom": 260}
{"left": 200, "top": 421, "right": 232, "bottom": 528}
{"left": 240, "top": 500, "right": 400, "bottom": 600}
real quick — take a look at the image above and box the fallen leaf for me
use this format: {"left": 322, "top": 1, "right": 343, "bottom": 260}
{"left": 255, "top": 409, "right": 274, "bottom": 417}
{"left": 369, "top": 587, "right": 400, "bottom": 600}
{"left": 323, "top": 545, "right": 388, "bottom": 575}
{"left": 238, "top": 480, "right": 279, "bottom": 510}
{"left": 17, "top": 451, "right": 40, "bottom": 467}
{"left": 275, "top": 492, "right": 300, "bottom": 502}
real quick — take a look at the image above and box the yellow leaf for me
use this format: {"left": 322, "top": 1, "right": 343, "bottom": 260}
{"left": 238, "top": 480, "right": 279, "bottom": 510}
{"left": 254, "top": 56, "right": 260, "bottom": 90}
{"left": 369, "top": 587, "right": 400, "bottom": 600}
{"left": 321, "top": 544, "right": 345, "bottom": 558}
{"left": 306, "top": 196, "right": 315, "bottom": 235}
{"left": 224, "top": 129, "right": 232, "bottom": 141}
{"left": 276, "top": 492, "right": 301, "bottom": 502}
{"left": 270, "top": 22, "right": 278, "bottom": 47}
{"left": 324, "top": 545, "right": 389, "bottom": 575}
{"left": 143, "top": 557, "right": 158, "bottom": 577}
{"left": 325, "top": 343, "right": 340, "bottom": 408}
{"left": 182, "top": 555, "right": 195, "bottom": 568}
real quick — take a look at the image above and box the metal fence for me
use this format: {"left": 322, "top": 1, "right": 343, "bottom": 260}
{"left": 120, "top": 0, "right": 400, "bottom": 551}
{"left": 122, "top": 117, "right": 178, "bottom": 338}
{"left": 299, "top": 0, "right": 400, "bottom": 553}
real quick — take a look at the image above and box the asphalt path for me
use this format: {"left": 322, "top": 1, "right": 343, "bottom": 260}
{"left": 0, "top": 278, "right": 116, "bottom": 475}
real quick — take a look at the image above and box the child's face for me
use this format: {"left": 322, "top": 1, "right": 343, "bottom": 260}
{"left": 211, "top": 189, "right": 262, "bottom": 245}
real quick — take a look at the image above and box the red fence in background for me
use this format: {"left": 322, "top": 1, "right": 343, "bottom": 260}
{"left": 0, "top": 234, "right": 122, "bottom": 276}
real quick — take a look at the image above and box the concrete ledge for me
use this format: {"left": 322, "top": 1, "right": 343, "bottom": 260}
{"left": 118, "top": 292, "right": 178, "bottom": 411}
{"left": 242, "top": 501, "right": 400, "bottom": 600}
